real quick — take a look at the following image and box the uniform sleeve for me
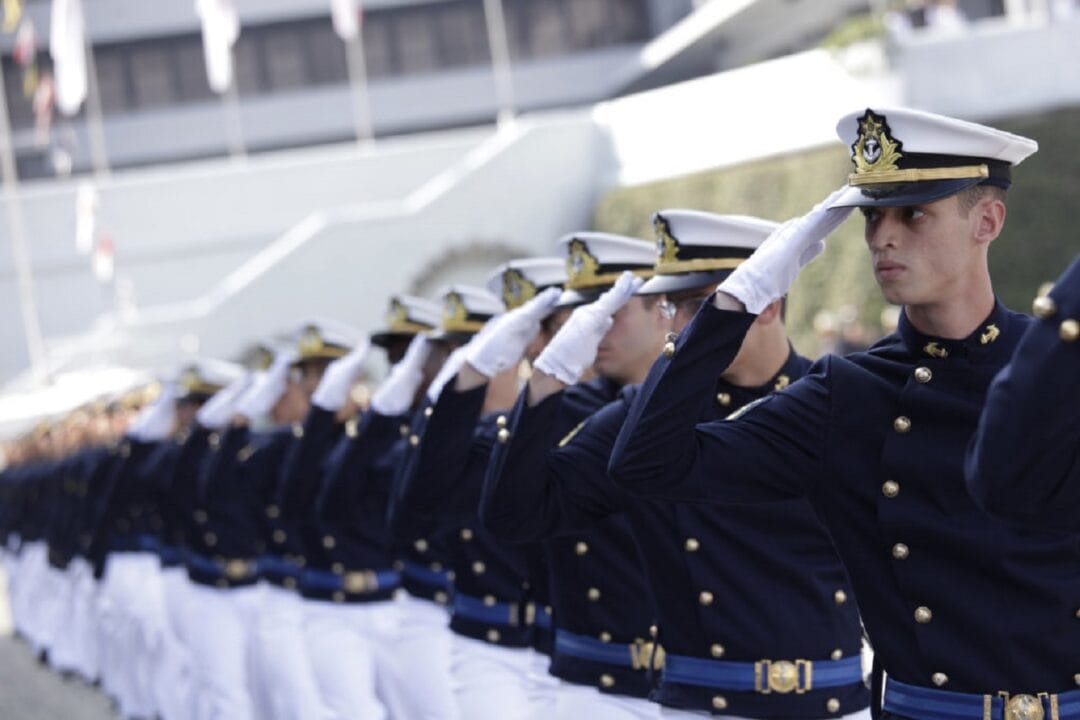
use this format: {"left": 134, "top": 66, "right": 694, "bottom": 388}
{"left": 389, "top": 383, "right": 487, "bottom": 537}
{"left": 275, "top": 406, "right": 341, "bottom": 522}
{"left": 965, "top": 255, "right": 1080, "bottom": 531}
{"left": 318, "top": 410, "right": 409, "bottom": 527}
{"left": 609, "top": 301, "right": 829, "bottom": 504}
{"left": 479, "top": 383, "right": 627, "bottom": 543}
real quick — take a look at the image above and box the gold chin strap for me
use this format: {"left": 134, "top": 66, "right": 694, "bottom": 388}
{"left": 564, "top": 268, "right": 654, "bottom": 290}
{"left": 848, "top": 164, "right": 989, "bottom": 186}
{"left": 655, "top": 257, "right": 744, "bottom": 276}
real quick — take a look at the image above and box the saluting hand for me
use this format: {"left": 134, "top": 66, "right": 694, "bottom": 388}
{"left": 465, "top": 286, "right": 562, "bottom": 378}
{"left": 533, "top": 271, "right": 644, "bottom": 387}
{"left": 235, "top": 352, "right": 293, "bottom": 421}
{"left": 718, "top": 186, "right": 853, "bottom": 314}
{"left": 196, "top": 372, "right": 255, "bottom": 430}
{"left": 370, "top": 334, "right": 432, "bottom": 415}
{"left": 311, "top": 337, "right": 372, "bottom": 412}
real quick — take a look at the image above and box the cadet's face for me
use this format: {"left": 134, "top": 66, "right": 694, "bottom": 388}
{"left": 594, "top": 296, "right": 671, "bottom": 385}
{"left": 174, "top": 401, "right": 199, "bottom": 433}
{"left": 271, "top": 377, "right": 309, "bottom": 425}
{"left": 385, "top": 339, "right": 411, "bottom": 365}
{"left": 862, "top": 195, "right": 983, "bottom": 307}
{"left": 296, "top": 360, "right": 330, "bottom": 398}
{"left": 526, "top": 308, "right": 572, "bottom": 361}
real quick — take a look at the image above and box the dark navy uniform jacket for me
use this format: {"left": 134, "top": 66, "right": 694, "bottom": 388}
{"left": 184, "top": 425, "right": 265, "bottom": 588}
{"left": 303, "top": 410, "right": 402, "bottom": 604}
{"left": 966, "top": 255, "right": 1080, "bottom": 532}
{"left": 391, "top": 382, "right": 547, "bottom": 649}
{"left": 385, "top": 402, "right": 456, "bottom": 605}
{"left": 609, "top": 298, "right": 1080, "bottom": 697}
{"left": 267, "top": 409, "right": 342, "bottom": 575}
{"left": 481, "top": 376, "right": 657, "bottom": 699}
{"left": 484, "top": 348, "right": 869, "bottom": 718}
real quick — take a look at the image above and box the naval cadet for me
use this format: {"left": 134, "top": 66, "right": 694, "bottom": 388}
{"left": 483, "top": 211, "right": 870, "bottom": 719}
{"left": 391, "top": 258, "right": 566, "bottom": 718}
{"left": 479, "top": 233, "right": 668, "bottom": 719}
{"left": 965, "top": 254, "right": 1080, "bottom": 532}
{"left": 610, "top": 107, "right": 1080, "bottom": 720}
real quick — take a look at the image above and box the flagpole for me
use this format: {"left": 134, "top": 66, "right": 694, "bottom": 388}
{"left": 481, "top": 0, "right": 515, "bottom": 125}
{"left": 222, "top": 63, "right": 247, "bottom": 160}
{"left": 344, "top": 28, "right": 374, "bottom": 145}
{"left": 82, "top": 39, "right": 110, "bottom": 177}
{"left": 0, "top": 63, "right": 48, "bottom": 385}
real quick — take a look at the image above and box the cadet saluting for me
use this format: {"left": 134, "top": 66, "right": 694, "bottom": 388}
{"left": 610, "top": 107, "right": 1080, "bottom": 720}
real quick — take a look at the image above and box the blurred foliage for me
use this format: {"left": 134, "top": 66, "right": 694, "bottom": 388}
{"left": 819, "top": 12, "right": 886, "bottom": 50}
{"left": 592, "top": 104, "right": 1080, "bottom": 358}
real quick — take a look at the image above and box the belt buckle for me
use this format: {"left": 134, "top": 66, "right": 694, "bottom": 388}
{"left": 755, "top": 659, "right": 812, "bottom": 694}
{"left": 223, "top": 559, "right": 251, "bottom": 581}
{"left": 343, "top": 570, "right": 377, "bottom": 594}
{"left": 994, "top": 691, "right": 1057, "bottom": 720}
{"left": 524, "top": 602, "right": 537, "bottom": 626}
{"left": 630, "top": 640, "right": 665, "bottom": 671}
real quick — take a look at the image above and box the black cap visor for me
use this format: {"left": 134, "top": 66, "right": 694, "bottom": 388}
{"left": 639, "top": 269, "right": 734, "bottom": 296}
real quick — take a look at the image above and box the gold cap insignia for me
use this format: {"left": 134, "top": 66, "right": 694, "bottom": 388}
{"left": 298, "top": 325, "right": 325, "bottom": 356}
{"left": 567, "top": 239, "right": 601, "bottom": 288}
{"left": 179, "top": 367, "right": 202, "bottom": 393}
{"left": 443, "top": 292, "right": 468, "bottom": 326}
{"left": 251, "top": 346, "right": 274, "bottom": 371}
{"left": 653, "top": 215, "right": 679, "bottom": 265}
{"left": 852, "top": 110, "right": 903, "bottom": 176}
{"left": 387, "top": 299, "right": 409, "bottom": 329}
{"left": 502, "top": 268, "right": 537, "bottom": 310}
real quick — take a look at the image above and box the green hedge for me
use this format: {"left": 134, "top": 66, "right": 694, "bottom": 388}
{"left": 592, "top": 105, "right": 1080, "bottom": 356}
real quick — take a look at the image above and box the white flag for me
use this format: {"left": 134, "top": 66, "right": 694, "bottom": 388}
{"left": 195, "top": 0, "right": 240, "bottom": 94}
{"left": 331, "top": 0, "right": 359, "bottom": 41}
{"left": 49, "top": 0, "right": 87, "bottom": 116}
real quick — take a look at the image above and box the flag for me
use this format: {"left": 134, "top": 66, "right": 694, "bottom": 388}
{"left": 331, "top": 0, "right": 360, "bottom": 41}
{"left": 49, "top": 0, "right": 87, "bottom": 116}
{"left": 195, "top": 0, "right": 240, "bottom": 94}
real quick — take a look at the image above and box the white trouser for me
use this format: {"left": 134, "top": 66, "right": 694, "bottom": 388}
{"left": 185, "top": 582, "right": 260, "bottom": 720}
{"left": 99, "top": 552, "right": 161, "bottom": 719}
{"left": 392, "top": 594, "right": 459, "bottom": 720}
{"left": 246, "top": 583, "right": 325, "bottom": 720}
{"left": 302, "top": 598, "right": 406, "bottom": 720}
{"left": 10, "top": 542, "right": 47, "bottom": 647}
{"left": 68, "top": 558, "right": 101, "bottom": 681}
{"left": 528, "top": 650, "right": 559, "bottom": 718}
{"left": 154, "top": 567, "right": 196, "bottom": 720}
{"left": 659, "top": 704, "right": 873, "bottom": 719}
{"left": 555, "top": 681, "right": 661, "bottom": 720}
{"left": 47, "top": 560, "right": 88, "bottom": 674}
{"left": 449, "top": 634, "right": 536, "bottom": 719}
{"left": 35, "top": 561, "right": 69, "bottom": 657}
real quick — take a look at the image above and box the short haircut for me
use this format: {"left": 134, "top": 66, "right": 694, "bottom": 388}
{"left": 957, "top": 184, "right": 1007, "bottom": 216}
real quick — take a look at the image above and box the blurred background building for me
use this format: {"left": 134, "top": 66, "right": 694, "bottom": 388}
{"left": 1, "top": 0, "right": 1078, "bottom": 437}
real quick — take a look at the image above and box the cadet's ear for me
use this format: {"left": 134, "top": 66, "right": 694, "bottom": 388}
{"left": 974, "top": 194, "right": 1006, "bottom": 247}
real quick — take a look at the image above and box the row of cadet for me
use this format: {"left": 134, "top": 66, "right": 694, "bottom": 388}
{"left": 1, "top": 104, "right": 1078, "bottom": 720}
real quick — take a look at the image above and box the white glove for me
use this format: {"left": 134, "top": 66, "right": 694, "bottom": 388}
{"left": 534, "top": 272, "right": 644, "bottom": 385}
{"left": 311, "top": 338, "right": 372, "bottom": 411}
{"left": 127, "top": 383, "right": 178, "bottom": 442}
{"left": 370, "top": 334, "right": 432, "bottom": 415}
{"left": 426, "top": 344, "right": 470, "bottom": 403}
{"left": 196, "top": 372, "right": 254, "bottom": 430}
{"left": 235, "top": 353, "right": 292, "bottom": 420}
{"left": 718, "top": 187, "right": 853, "bottom": 314}
{"left": 465, "top": 287, "right": 561, "bottom": 378}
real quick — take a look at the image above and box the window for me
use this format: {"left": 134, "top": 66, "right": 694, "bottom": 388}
{"left": 128, "top": 43, "right": 177, "bottom": 109}
{"left": 306, "top": 23, "right": 348, "bottom": 85}
{"left": 95, "top": 47, "right": 131, "bottom": 115}
{"left": 393, "top": 9, "right": 440, "bottom": 74}
{"left": 262, "top": 26, "right": 308, "bottom": 91}
{"left": 173, "top": 36, "right": 214, "bottom": 103}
